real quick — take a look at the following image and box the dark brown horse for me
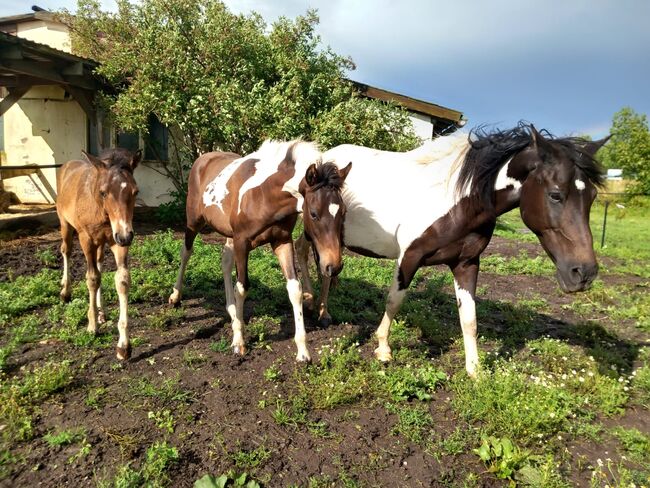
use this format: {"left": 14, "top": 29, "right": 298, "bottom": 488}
{"left": 297, "top": 124, "right": 608, "bottom": 377}
{"left": 57, "top": 148, "right": 142, "bottom": 360}
{"left": 168, "top": 140, "right": 351, "bottom": 361}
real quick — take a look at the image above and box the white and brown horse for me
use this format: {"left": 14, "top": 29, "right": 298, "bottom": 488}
{"left": 168, "top": 140, "right": 351, "bottom": 361}
{"left": 297, "top": 124, "right": 608, "bottom": 377}
{"left": 57, "top": 148, "right": 142, "bottom": 360}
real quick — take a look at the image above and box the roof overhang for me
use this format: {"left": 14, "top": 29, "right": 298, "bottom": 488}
{"left": 0, "top": 30, "right": 101, "bottom": 117}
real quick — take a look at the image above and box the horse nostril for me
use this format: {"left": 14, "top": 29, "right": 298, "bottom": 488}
{"left": 571, "top": 266, "right": 583, "bottom": 281}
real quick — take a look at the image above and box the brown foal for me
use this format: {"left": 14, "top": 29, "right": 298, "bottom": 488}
{"left": 56, "top": 148, "right": 141, "bottom": 360}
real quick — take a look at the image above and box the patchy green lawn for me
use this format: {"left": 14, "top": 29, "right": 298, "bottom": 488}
{"left": 0, "top": 205, "right": 649, "bottom": 486}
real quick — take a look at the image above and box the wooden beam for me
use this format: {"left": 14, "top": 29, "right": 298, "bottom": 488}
{"left": 0, "top": 85, "right": 30, "bottom": 116}
{"left": 66, "top": 86, "right": 96, "bottom": 119}
{"left": 0, "top": 45, "right": 23, "bottom": 61}
{"left": 359, "top": 85, "right": 463, "bottom": 122}
{"left": 0, "top": 60, "right": 97, "bottom": 90}
{"left": 62, "top": 61, "right": 84, "bottom": 76}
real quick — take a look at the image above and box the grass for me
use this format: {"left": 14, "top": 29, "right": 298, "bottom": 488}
{"left": 0, "top": 208, "right": 649, "bottom": 486}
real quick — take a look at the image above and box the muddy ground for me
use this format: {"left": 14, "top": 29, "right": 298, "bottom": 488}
{"left": 1, "top": 218, "right": 649, "bottom": 487}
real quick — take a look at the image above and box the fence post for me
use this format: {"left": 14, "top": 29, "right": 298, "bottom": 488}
{"left": 600, "top": 200, "right": 610, "bottom": 248}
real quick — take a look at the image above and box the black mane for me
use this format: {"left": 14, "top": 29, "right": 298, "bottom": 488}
{"left": 309, "top": 162, "right": 346, "bottom": 192}
{"left": 456, "top": 122, "right": 605, "bottom": 210}
{"left": 99, "top": 147, "right": 137, "bottom": 171}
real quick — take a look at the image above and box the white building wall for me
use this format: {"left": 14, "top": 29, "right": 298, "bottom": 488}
{"left": 409, "top": 112, "right": 433, "bottom": 140}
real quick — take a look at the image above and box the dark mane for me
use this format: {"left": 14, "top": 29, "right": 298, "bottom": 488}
{"left": 309, "top": 162, "right": 346, "bottom": 192}
{"left": 456, "top": 122, "right": 605, "bottom": 210}
{"left": 99, "top": 147, "right": 137, "bottom": 171}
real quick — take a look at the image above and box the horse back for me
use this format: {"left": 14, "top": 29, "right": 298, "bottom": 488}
{"left": 186, "top": 151, "right": 240, "bottom": 234}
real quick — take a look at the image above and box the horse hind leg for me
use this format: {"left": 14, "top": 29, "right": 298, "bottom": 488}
{"left": 169, "top": 226, "right": 200, "bottom": 306}
{"left": 375, "top": 263, "right": 409, "bottom": 362}
{"left": 295, "top": 233, "right": 315, "bottom": 312}
{"left": 230, "top": 238, "right": 250, "bottom": 356}
{"left": 59, "top": 219, "right": 74, "bottom": 302}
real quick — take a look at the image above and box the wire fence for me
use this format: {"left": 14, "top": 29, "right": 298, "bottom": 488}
{"left": 593, "top": 192, "right": 649, "bottom": 249}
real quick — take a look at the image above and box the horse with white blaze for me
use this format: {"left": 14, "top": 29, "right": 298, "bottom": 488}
{"left": 297, "top": 124, "right": 608, "bottom": 377}
{"left": 169, "top": 140, "right": 351, "bottom": 362}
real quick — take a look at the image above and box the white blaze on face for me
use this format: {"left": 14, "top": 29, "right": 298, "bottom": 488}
{"left": 328, "top": 203, "right": 340, "bottom": 218}
{"left": 120, "top": 182, "right": 127, "bottom": 190}
{"left": 575, "top": 179, "right": 586, "bottom": 191}
{"left": 494, "top": 158, "right": 522, "bottom": 192}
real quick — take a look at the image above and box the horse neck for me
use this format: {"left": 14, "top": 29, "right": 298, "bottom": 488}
{"left": 492, "top": 155, "right": 526, "bottom": 217}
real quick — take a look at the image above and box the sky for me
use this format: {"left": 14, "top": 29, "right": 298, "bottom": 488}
{"left": 2, "top": 0, "right": 649, "bottom": 138}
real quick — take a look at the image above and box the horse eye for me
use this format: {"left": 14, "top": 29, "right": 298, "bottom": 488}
{"left": 309, "top": 210, "right": 319, "bottom": 221}
{"left": 548, "top": 191, "right": 562, "bottom": 203}
{"left": 100, "top": 190, "right": 107, "bottom": 198}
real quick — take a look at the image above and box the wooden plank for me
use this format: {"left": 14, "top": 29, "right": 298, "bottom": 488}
{"left": 356, "top": 84, "right": 463, "bottom": 122}
{"left": 0, "top": 85, "right": 30, "bottom": 116}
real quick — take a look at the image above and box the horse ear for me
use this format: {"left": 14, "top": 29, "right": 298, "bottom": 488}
{"left": 82, "top": 150, "right": 105, "bottom": 169}
{"left": 581, "top": 135, "right": 611, "bottom": 157}
{"left": 338, "top": 162, "right": 352, "bottom": 182}
{"left": 131, "top": 149, "right": 143, "bottom": 170}
{"left": 305, "top": 163, "right": 318, "bottom": 187}
{"left": 530, "top": 125, "right": 552, "bottom": 155}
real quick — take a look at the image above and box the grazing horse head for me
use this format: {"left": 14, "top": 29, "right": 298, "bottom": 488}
{"left": 82, "top": 148, "right": 142, "bottom": 247}
{"left": 300, "top": 161, "right": 352, "bottom": 278}
{"left": 506, "top": 127, "right": 608, "bottom": 292}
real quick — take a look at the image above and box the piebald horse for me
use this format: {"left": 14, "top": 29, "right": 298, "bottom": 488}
{"left": 297, "top": 124, "right": 607, "bottom": 377}
{"left": 57, "top": 148, "right": 142, "bottom": 360}
{"left": 168, "top": 140, "right": 351, "bottom": 362}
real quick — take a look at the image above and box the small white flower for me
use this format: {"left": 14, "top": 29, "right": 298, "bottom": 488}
{"left": 579, "top": 377, "right": 585, "bottom": 382}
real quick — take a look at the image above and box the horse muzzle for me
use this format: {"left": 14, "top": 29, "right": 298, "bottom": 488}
{"left": 114, "top": 231, "right": 134, "bottom": 247}
{"left": 556, "top": 261, "right": 598, "bottom": 293}
{"left": 321, "top": 261, "right": 343, "bottom": 278}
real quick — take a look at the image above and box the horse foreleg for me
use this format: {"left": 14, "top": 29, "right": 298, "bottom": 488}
{"left": 231, "top": 238, "right": 250, "bottom": 356}
{"left": 273, "top": 240, "right": 310, "bottom": 362}
{"left": 96, "top": 244, "right": 105, "bottom": 324}
{"left": 221, "top": 237, "right": 237, "bottom": 334}
{"left": 169, "top": 228, "right": 198, "bottom": 306}
{"left": 451, "top": 258, "right": 480, "bottom": 379}
{"left": 295, "top": 233, "right": 314, "bottom": 312}
{"left": 111, "top": 243, "right": 132, "bottom": 360}
{"left": 317, "top": 275, "right": 332, "bottom": 327}
{"left": 374, "top": 264, "right": 408, "bottom": 362}
{"left": 79, "top": 234, "right": 100, "bottom": 335}
{"left": 59, "top": 219, "right": 74, "bottom": 302}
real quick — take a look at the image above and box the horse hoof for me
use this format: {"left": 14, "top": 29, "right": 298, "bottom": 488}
{"left": 296, "top": 352, "right": 312, "bottom": 363}
{"left": 87, "top": 326, "right": 97, "bottom": 335}
{"left": 319, "top": 317, "right": 332, "bottom": 328}
{"left": 97, "top": 312, "right": 106, "bottom": 325}
{"left": 232, "top": 344, "right": 246, "bottom": 356}
{"left": 116, "top": 344, "right": 132, "bottom": 361}
{"left": 374, "top": 347, "right": 392, "bottom": 362}
{"left": 60, "top": 292, "right": 71, "bottom": 303}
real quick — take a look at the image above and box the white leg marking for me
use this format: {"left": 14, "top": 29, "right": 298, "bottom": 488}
{"left": 61, "top": 252, "right": 70, "bottom": 296}
{"left": 86, "top": 270, "right": 99, "bottom": 334}
{"left": 375, "top": 268, "right": 407, "bottom": 362}
{"left": 454, "top": 279, "right": 479, "bottom": 378}
{"left": 575, "top": 179, "right": 586, "bottom": 191}
{"left": 115, "top": 266, "right": 130, "bottom": 358}
{"left": 231, "top": 280, "right": 247, "bottom": 355}
{"left": 96, "top": 261, "right": 105, "bottom": 324}
{"left": 328, "top": 203, "right": 340, "bottom": 218}
{"left": 287, "top": 278, "right": 310, "bottom": 361}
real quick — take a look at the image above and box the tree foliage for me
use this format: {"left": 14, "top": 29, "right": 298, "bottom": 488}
{"left": 600, "top": 107, "right": 650, "bottom": 195}
{"left": 61, "top": 0, "right": 420, "bottom": 190}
